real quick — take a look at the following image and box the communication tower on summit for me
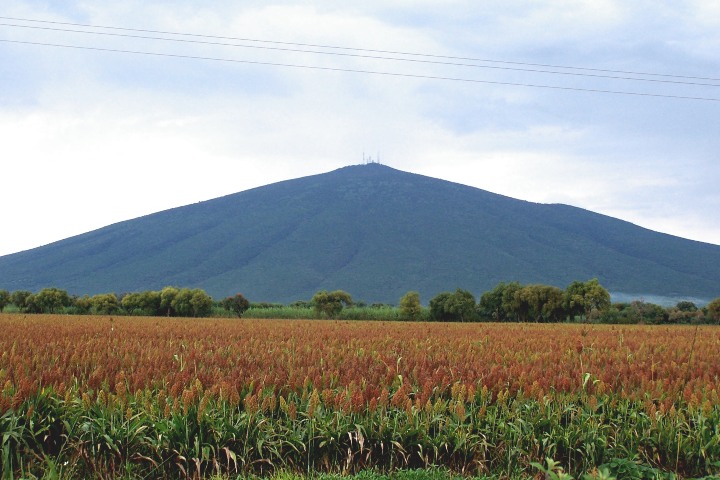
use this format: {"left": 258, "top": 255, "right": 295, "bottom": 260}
{"left": 362, "top": 151, "right": 382, "bottom": 165}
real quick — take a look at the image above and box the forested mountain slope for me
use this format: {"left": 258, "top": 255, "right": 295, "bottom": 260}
{"left": 1, "top": 163, "right": 719, "bottom": 303}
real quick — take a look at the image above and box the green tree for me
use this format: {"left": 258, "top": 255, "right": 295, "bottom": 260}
{"left": 517, "top": 284, "right": 566, "bottom": 323}
{"left": 0, "top": 290, "right": 9, "bottom": 312}
{"left": 429, "top": 292, "right": 451, "bottom": 321}
{"left": 91, "top": 293, "right": 121, "bottom": 315}
{"left": 74, "top": 295, "right": 93, "bottom": 314}
{"left": 668, "top": 304, "right": 703, "bottom": 324}
{"left": 584, "top": 278, "right": 611, "bottom": 313}
{"left": 500, "top": 281, "right": 523, "bottom": 322}
{"left": 623, "top": 300, "right": 668, "bottom": 324}
{"left": 24, "top": 294, "right": 41, "bottom": 313}
{"left": 169, "top": 288, "right": 213, "bottom": 317}
{"left": 478, "top": 282, "right": 510, "bottom": 321}
{"left": 170, "top": 288, "right": 193, "bottom": 317}
{"left": 141, "top": 291, "right": 162, "bottom": 315}
{"left": 188, "top": 289, "right": 214, "bottom": 317}
{"left": 564, "top": 281, "right": 587, "bottom": 319}
{"left": 120, "top": 292, "right": 143, "bottom": 315}
{"left": 10, "top": 290, "right": 32, "bottom": 311}
{"left": 159, "top": 287, "right": 180, "bottom": 316}
{"left": 221, "top": 293, "right": 250, "bottom": 318}
{"left": 564, "top": 279, "right": 611, "bottom": 320}
{"left": 445, "top": 289, "right": 477, "bottom": 322}
{"left": 429, "top": 289, "right": 477, "bottom": 322}
{"left": 31, "top": 288, "right": 72, "bottom": 314}
{"left": 312, "top": 290, "right": 353, "bottom": 318}
{"left": 399, "top": 291, "right": 422, "bottom": 320}
{"left": 123, "top": 290, "right": 162, "bottom": 316}
{"left": 539, "top": 286, "right": 566, "bottom": 322}
{"left": 676, "top": 301, "right": 698, "bottom": 312}
{"left": 707, "top": 297, "right": 720, "bottom": 323}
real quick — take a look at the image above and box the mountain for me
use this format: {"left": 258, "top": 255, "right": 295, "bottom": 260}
{"left": 1, "top": 164, "right": 719, "bottom": 304}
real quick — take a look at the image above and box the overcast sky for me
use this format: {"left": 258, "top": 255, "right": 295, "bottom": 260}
{"left": 1, "top": 1, "right": 719, "bottom": 257}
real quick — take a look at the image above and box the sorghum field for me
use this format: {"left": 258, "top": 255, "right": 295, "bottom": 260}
{"left": 1, "top": 314, "right": 719, "bottom": 479}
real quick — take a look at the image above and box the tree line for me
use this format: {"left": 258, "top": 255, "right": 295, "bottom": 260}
{"left": 423, "top": 279, "right": 720, "bottom": 324}
{"left": 0, "top": 287, "right": 218, "bottom": 317}
{"left": 0, "top": 279, "right": 719, "bottom": 324}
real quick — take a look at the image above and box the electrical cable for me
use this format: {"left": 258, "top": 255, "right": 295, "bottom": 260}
{"left": 2, "top": 15, "right": 718, "bottom": 83}
{"left": 2, "top": 22, "right": 719, "bottom": 88}
{"left": 2, "top": 39, "right": 718, "bottom": 102}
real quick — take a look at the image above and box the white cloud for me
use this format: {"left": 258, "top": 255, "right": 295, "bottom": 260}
{"left": 1, "top": 0, "right": 719, "bottom": 256}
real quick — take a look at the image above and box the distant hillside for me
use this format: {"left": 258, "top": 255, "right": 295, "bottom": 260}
{"left": 1, "top": 164, "right": 719, "bottom": 303}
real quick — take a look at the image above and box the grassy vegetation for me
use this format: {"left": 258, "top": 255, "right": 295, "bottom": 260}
{"left": 4, "top": 385, "right": 719, "bottom": 479}
{"left": 210, "top": 470, "right": 494, "bottom": 480}
{"left": 240, "top": 305, "right": 408, "bottom": 321}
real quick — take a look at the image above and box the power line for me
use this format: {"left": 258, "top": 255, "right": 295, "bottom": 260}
{"left": 3, "top": 39, "right": 719, "bottom": 102}
{"left": 2, "top": 21, "right": 719, "bottom": 88}
{"left": 2, "top": 14, "right": 719, "bottom": 83}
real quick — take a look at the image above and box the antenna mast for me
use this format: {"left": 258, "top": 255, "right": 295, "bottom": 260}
{"left": 361, "top": 151, "right": 382, "bottom": 165}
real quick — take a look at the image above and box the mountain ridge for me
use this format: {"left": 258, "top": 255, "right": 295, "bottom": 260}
{"left": 1, "top": 163, "right": 719, "bottom": 303}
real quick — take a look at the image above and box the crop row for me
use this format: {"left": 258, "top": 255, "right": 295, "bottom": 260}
{"left": 3, "top": 382, "right": 719, "bottom": 479}
{"left": 1, "top": 314, "right": 719, "bottom": 478}
{"left": 2, "top": 315, "right": 719, "bottom": 406}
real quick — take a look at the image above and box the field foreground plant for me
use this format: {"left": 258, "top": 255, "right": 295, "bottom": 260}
{"left": 1, "top": 314, "right": 719, "bottom": 479}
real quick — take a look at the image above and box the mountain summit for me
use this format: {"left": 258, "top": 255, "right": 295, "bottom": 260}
{"left": 1, "top": 164, "right": 719, "bottom": 303}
